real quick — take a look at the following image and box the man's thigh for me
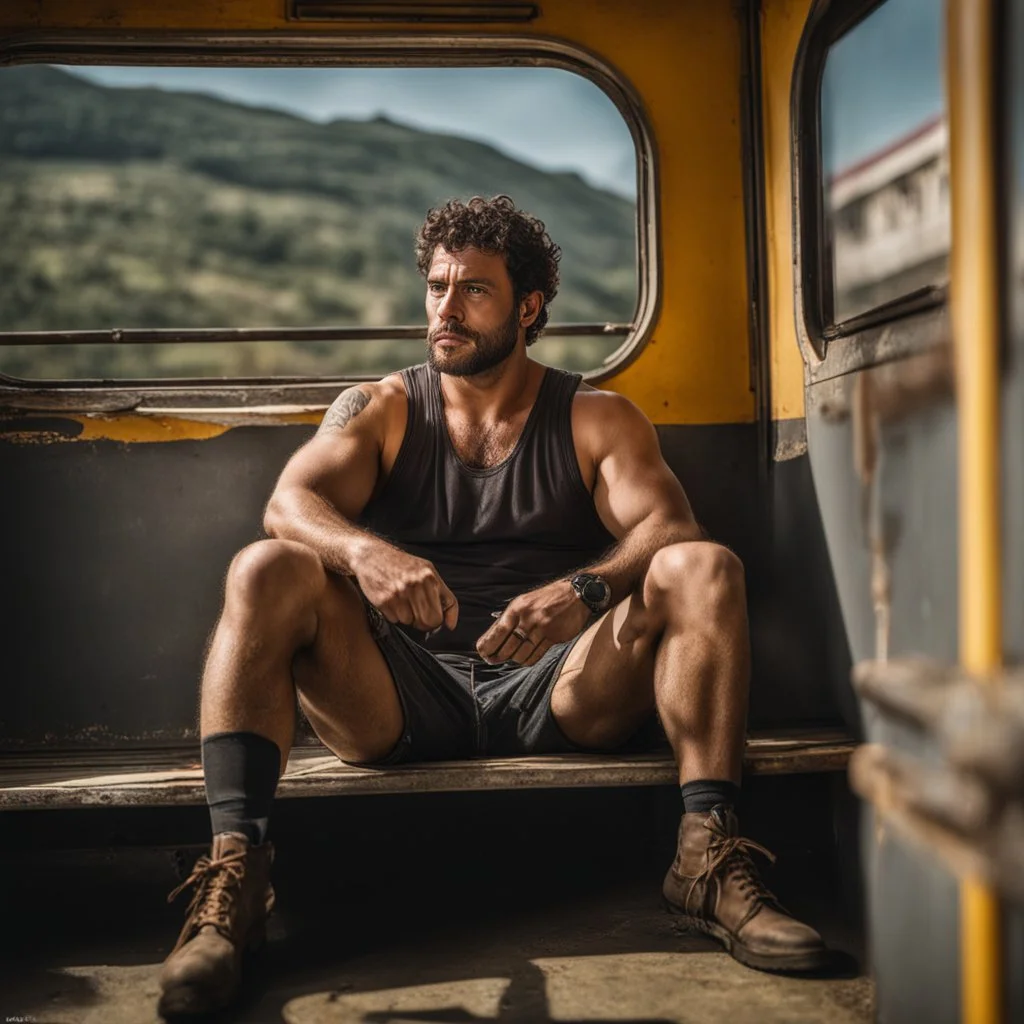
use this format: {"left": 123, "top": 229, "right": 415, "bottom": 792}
{"left": 293, "top": 574, "right": 478, "bottom": 765}
{"left": 549, "top": 594, "right": 659, "bottom": 750}
{"left": 290, "top": 573, "right": 407, "bottom": 764}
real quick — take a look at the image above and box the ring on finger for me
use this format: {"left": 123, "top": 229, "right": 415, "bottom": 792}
{"left": 512, "top": 627, "right": 533, "bottom": 643}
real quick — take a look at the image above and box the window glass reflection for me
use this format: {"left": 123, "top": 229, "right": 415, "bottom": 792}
{"left": 821, "top": 0, "right": 947, "bottom": 322}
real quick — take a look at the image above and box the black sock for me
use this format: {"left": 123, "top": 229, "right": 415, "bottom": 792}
{"left": 680, "top": 779, "right": 740, "bottom": 815}
{"left": 202, "top": 731, "right": 282, "bottom": 846}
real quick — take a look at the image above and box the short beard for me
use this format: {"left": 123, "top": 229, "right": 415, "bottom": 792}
{"left": 426, "top": 305, "right": 520, "bottom": 377}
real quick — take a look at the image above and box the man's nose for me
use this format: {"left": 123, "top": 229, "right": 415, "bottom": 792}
{"left": 436, "top": 287, "right": 463, "bottom": 322}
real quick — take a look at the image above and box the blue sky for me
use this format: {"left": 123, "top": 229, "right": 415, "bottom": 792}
{"left": 66, "top": 65, "right": 638, "bottom": 199}
{"left": 64, "top": 0, "right": 944, "bottom": 191}
{"left": 821, "top": 0, "right": 944, "bottom": 175}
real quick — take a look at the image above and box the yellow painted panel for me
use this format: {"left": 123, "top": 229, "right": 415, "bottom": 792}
{"left": 1, "top": 0, "right": 755, "bottom": 427}
{"left": 761, "top": 0, "right": 811, "bottom": 422}
{"left": 78, "top": 415, "right": 230, "bottom": 443}
{"left": 584, "top": 3, "right": 755, "bottom": 425}
{"left": 76, "top": 410, "right": 322, "bottom": 442}
{"left": 949, "top": 0, "right": 1004, "bottom": 1016}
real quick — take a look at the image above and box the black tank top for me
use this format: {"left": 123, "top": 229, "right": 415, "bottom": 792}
{"left": 358, "top": 362, "right": 616, "bottom": 653}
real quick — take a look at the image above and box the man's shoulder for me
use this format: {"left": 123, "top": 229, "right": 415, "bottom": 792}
{"left": 372, "top": 371, "right": 410, "bottom": 402}
{"left": 317, "top": 373, "right": 409, "bottom": 438}
{"left": 365, "top": 372, "right": 410, "bottom": 434}
{"left": 571, "top": 383, "right": 648, "bottom": 422}
{"left": 342, "top": 371, "right": 410, "bottom": 410}
{"left": 570, "top": 385, "right": 657, "bottom": 456}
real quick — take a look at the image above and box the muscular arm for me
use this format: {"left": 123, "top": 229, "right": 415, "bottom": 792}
{"left": 477, "top": 390, "right": 699, "bottom": 664}
{"left": 578, "top": 391, "right": 702, "bottom": 603}
{"left": 263, "top": 384, "right": 388, "bottom": 575}
{"left": 264, "top": 380, "right": 458, "bottom": 632}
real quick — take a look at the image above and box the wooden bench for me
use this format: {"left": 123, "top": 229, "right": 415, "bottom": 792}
{"left": 0, "top": 729, "right": 855, "bottom": 810}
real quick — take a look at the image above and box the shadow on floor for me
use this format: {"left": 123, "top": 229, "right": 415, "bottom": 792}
{"left": 0, "top": 776, "right": 868, "bottom": 1023}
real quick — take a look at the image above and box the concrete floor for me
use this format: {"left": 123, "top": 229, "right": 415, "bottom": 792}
{"left": 0, "top": 777, "right": 873, "bottom": 1024}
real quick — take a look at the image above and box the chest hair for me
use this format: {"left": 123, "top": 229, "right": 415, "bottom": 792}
{"left": 446, "top": 415, "right": 525, "bottom": 470}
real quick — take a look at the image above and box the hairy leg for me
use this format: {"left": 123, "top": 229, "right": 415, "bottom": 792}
{"left": 550, "top": 541, "right": 750, "bottom": 783}
{"left": 162, "top": 539, "right": 405, "bottom": 1017}
{"left": 200, "top": 538, "right": 404, "bottom": 771}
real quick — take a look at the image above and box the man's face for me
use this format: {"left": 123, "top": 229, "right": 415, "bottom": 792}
{"left": 425, "top": 247, "right": 521, "bottom": 377}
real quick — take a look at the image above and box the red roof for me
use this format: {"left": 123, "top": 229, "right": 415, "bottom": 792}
{"left": 829, "top": 113, "right": 945, "bottom": 186}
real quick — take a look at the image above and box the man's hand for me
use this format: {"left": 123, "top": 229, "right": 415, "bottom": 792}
{"left": 355, "top": 545, "right": 458, "bottom": 634}
{"left": 476, "top": 579, "right": 592, "bottom": 666}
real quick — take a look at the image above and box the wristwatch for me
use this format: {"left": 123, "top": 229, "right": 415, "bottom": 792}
{"left": 570, "top": 572, "right": 612, "bottom": 615}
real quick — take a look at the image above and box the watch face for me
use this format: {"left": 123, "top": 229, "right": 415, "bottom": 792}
{"left": 583, "top": 579, "right": 609, "bottom": 605}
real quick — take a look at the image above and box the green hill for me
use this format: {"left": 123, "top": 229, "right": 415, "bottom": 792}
{"left": 0, "top": 65, "right": 637, "bottom": 379}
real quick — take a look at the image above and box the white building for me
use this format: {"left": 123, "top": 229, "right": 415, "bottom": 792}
{"left": 828, "top": 115, "right": 949, "bottom": 320}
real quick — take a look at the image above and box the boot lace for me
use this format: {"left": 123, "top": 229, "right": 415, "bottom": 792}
{"left": 686, "top": 817, "right": 785, "bottom": 926}
{"left": 166, "top": 848, "right": 247, "bottom": 952}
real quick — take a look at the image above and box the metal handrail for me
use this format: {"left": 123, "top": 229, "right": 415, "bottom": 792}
{"left": 0, "top": 322, "right": 633, "bottom": 347}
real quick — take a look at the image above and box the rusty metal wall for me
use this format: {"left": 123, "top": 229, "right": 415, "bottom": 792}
{"left": 806, "top": 354, "right": 960, "bottom": 1023}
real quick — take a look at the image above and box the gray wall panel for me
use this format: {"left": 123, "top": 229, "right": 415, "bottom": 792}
{"left": 1, "top": 426, "right": 307, "bottom": 748}
{"left": 807, "top": 364, "right": 960, "bottom": 1024}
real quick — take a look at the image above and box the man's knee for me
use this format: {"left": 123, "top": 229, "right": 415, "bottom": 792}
{"left": 224, "top": 539, "right": 324, "bottom": 618}
{"left": 646, "top": 541, "right": 745, "bottom": 614}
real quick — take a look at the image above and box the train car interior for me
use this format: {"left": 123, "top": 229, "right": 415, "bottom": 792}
{"left": 0, "top": 0, "right": 1021, "bottom": 1021}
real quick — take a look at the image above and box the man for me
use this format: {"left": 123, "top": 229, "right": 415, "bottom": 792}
{"left": 157, "top": 195, "right": 827, "bottom": 1017}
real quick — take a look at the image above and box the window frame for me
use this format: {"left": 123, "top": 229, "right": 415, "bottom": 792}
{"left": 0, "top": 31, "right": 659, "bottom": 409}
{"left": 792, "top": 0, "right": 949, "bottom": 384}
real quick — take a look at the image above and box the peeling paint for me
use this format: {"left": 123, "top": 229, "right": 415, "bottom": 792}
{"left": 0, "top": 407, "right": 324, "bottom": 444}
{"left": 1, "top": 430, "right": 72, "bottom": 445}
{"left": 852, "top": 373, "right": 891, "bottom": 662}
{"left": 82, "top": 415, "right": 232, "bottom": 443}
{"left": 772, "top": 417, "right": 808, "bottom": 461}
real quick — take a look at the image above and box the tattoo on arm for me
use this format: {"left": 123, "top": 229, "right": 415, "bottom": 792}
{"left": 318, "top": 387, "right": 370, "bottom": 435}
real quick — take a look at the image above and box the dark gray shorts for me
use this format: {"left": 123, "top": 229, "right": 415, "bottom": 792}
{"left": 353, "top": 602, "right": 606, "bottom": 766}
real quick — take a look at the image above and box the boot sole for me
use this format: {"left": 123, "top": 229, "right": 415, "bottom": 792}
{"left": 664, "top": 899, "right": 831, "bottom": 973}
{"left": 158, "top": 982, "right": 229, "bottom": 1019}
{"left": 157, "top": 924, "right": 267, "bottom": 1018}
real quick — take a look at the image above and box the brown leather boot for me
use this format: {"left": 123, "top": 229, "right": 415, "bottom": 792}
{"left": 158, "top": 832, "right": 275, "bottom": 1018}
{"left": 663, "top": 806, "right": 829, "bottom": 972}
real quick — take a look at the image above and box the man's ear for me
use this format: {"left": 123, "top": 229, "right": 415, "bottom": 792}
{"left": 519, "top": 290, "right": 544, "bottom": 328}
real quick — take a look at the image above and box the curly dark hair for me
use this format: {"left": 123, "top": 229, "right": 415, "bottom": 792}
{"left": 415, "top": 195, "right": 561, "bottom": 345}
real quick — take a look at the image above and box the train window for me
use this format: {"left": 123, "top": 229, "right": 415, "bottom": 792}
{"left": 0, "top": 63, "right": 640, "bottom": 382}
{"left": 820, "top": 0, "right": 948, "bottom": 325}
